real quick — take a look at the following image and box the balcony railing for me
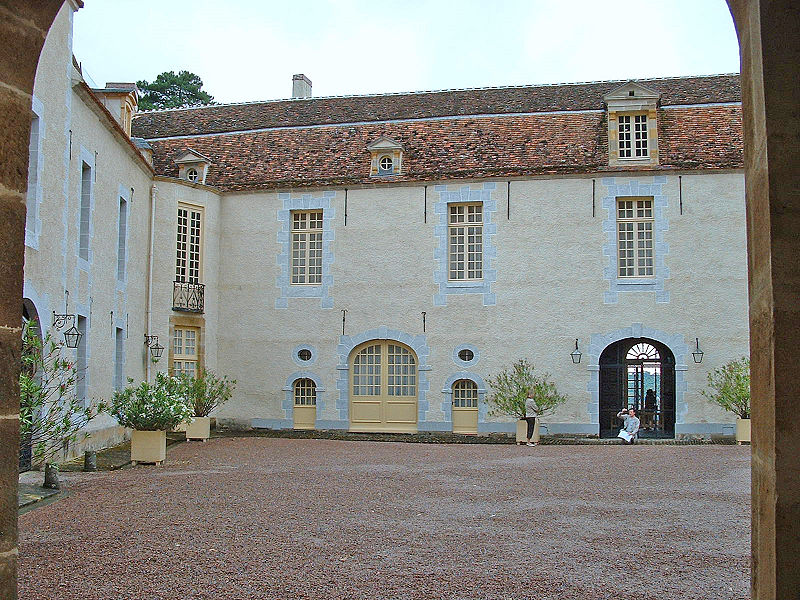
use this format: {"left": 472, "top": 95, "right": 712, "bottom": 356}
{"left": 173, "top": 281, "right": 205, "bottom": 313}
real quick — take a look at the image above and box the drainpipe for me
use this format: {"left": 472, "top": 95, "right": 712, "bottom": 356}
{"left": 145, "top": 183, "right": 157, "bottom": 382}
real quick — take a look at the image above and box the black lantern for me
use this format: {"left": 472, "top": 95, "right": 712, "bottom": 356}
{"left": 570, "top": 339, "right": 582, "bottom": 364}
{"left": 144, "top": 335, "right": 164, "bottom": 359}
{"left": 52, "top": 311, "right": 81, "bottom": 348}
{"left": 692, "top": 338, "right": 704, "bottom": 363}
{"left": 62, "top": 324, "right": 82, "bottom": 349}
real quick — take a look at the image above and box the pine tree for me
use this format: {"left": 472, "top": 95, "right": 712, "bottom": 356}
{"left": 136, "top": 70, "right": 214, "bottom": 111}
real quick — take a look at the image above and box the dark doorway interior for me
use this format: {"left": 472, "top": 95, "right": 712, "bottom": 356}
{"left": 599, "top": 338, "right": 676, "bottom": 439}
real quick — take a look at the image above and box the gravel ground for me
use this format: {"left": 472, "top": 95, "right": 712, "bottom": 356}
{"left": 18, "top": 439, "right": 751, "bottom": 600}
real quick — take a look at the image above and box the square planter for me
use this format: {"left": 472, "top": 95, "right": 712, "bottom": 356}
{"left": 185, "top": 416, "right": 211, "bottom": 441}
{"left": 736, "top": 417, "right": 751, "bottom": 444}
{"left": 131, "top": 430, "right": 166, "bottom": 465}
{"left": 516, "top": 418, "right": 540, "bottom": 445}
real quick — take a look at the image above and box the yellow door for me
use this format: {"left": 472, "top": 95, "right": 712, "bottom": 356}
{"left": 293, "top": 378, "right": 316, "bottom": 430}
{"left": 350, "top": 341, "right": 418, "bottom": 433}
{"left": 452, "top": 379, "right": 478, "bottom": 434}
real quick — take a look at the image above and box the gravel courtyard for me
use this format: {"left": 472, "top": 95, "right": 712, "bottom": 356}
{"left": 18, "top": 439, "right": 751, "bottom": 600}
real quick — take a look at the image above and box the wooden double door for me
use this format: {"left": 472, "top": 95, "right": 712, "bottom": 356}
{"left": 350, "top": 341, "right": 418, "bottom": 433}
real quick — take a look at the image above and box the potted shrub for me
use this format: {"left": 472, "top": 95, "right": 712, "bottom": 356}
{"left": 487, "top": 359, "right": 567, "bottom": 445}
{"left": 111, "top": 373, "right": 191, "bottom": 465}
{"left": 179, "top": 369, "right": 236, "bottom": 441}
{"left": 19, "top": 319, "right": 106, "bottom": 487}
{"left": 701, "top": 356, "right": 751, "bottom": 444}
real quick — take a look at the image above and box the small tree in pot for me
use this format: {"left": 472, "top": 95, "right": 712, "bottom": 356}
{"left": 178, "top": 369, "right": 236, "bottom": 441}
{"left": 111, "top": 373, "right": 192, "bottom": 465}
{"left": 487, "top": 359, "right": 567, "bottom": 445}
{"left": 20, "top": 320, "right": 106, "bottom": 488}
{"left": 701, "top": 356, "right": 751, "bottom": 443}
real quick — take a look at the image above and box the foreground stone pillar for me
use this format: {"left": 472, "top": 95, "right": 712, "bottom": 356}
{"left": 0, "top": 2, "right": 62, "bottom": 598}
{"left": 728, "top": 1, "right": 800, "bottom": 598}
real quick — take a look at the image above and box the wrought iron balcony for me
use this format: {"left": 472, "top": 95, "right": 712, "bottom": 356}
{"left": 173, "top": 281, "right": 205, "bottom": 313}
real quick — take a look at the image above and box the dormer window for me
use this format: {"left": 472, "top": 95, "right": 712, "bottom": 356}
{"left": 367, "top": 137, "right": 404, "bottom": 177}
{"left": 173, "top": 148, "right": 213, "bottom": 185}
{"left": 603, "top": 81, "right": 661, "bottom": 167}
{"left": 618, "top": 114, "right": 649, "bottom": 158}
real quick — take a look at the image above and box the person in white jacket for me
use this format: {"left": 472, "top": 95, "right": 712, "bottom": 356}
{"left": 617, "top": 408, "right": 640, "bottom": 444}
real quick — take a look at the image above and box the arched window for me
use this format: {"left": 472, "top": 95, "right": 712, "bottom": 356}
{"left": 294, "top": 378, "right": 316, "bottom": 406}
{"left": 626, "top": 342, "right": 660, "bottom": 361}
{"left": 452, "top": 379, "right": 478, "bottom": 408}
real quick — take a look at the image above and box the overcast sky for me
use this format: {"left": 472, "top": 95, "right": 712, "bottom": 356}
{"left": 73, "top": 0, "right": 740, "bottom": 104}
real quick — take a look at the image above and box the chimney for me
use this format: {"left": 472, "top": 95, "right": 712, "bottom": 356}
{"left": 292, "top": 74, "right": 312, "bottom": 99}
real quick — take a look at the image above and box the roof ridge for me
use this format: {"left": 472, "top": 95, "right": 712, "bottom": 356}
{"left": 134, "top": 72, "right": 741, "bottom": 116}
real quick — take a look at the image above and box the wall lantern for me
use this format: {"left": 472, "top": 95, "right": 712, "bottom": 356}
{"left": 52, "top": 311, "right": 82, "bottom": 349}
{"left": 144, "top": 334, "right": 164, "bottom": 359}
{"left": 692, "top": 338, "right": 704, "bottom": 363}
{"left": 570, "top": 339, "right": 582, "bottom": 364}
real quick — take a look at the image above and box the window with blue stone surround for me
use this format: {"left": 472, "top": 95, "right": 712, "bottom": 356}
{"left": 601, "top": 176, "right": 670, "bottom": 304}
{"left": 433, "top": 183, "right": 497, "bottom": 306}
{"left": 276, "top": 191, "right": 335, "bottom": 309}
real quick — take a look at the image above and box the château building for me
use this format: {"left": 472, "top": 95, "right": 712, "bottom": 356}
{"left": 23, "top": 2, "right": 748, "bottom": 454}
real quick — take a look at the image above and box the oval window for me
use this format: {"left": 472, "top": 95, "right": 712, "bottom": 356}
{"left": 297, "top": 348, "right": 312, "bottom": 361}
{"left": 186, "top": 168, "right": 199, "bottom": 182}
{"left": 458, "top": 349, "right": 474, "bottom": 362}
{"left": 379, "top": 155, "right": 393, "bottom": 172}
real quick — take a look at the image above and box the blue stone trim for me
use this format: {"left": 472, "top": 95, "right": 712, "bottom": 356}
{"left": 477, "top": 421, "right": 516, "bottom": 434}
{"left": 252, "top": 418, "right": 293, "bottom": 430}
{"left": 282, "top": 371, "right": 326, "bottom": 427}
{"left": 291, "top": 343, "right": 317, "bottom": 366}
{"left": 336, "top": 327, "right": 431, "bottom": 427}
{"left": 440, "top": 371, "right": 488, "bottom": 430}
{"left": 275, "top": 191, "right": 336, "bottom": 309}
{"left": 25, "top": 95, "right": 45, "bottom": 250}
{"left": 585, "top": 323, "right": 690, "bottom": 434}
{"left": 675, "top": 423, "right": 736, "bottom": 436}
{"left": 537, "top": 423, "right": 599, "bottom": 435}
{"left": 452, "top": 343, "right": 480, "bottom": 368}
{"left": 433, "top": 183, "right": 498, "bottom": 306}
{"left": 315, "top": 420, "right": 350, "bottom": 430}
{"left": 601, "top": 176, "right": 670, "bottom": 304}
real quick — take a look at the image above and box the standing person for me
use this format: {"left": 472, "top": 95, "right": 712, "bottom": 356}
{"left": 616, "top": 407, "right": 640, "bottom": 444}
{"left": 524, "top": 392, "right": 538, "bottom": 446}
{"left": 643, "top": 388, "right": 657, "bottom": 430}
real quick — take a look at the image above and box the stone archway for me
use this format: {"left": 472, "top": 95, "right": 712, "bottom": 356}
{"left": 0, "top": 2, "right": 65, "bottom": 597}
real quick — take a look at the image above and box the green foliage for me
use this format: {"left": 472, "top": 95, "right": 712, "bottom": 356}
{"left": 19, "top": 319, "right": 105, "bottom": 465}
{"left": 701, "top": 356, "right": 751, "bottom": 419}
{"left": 136, "top": 70, "right": 214, "bottom": 111}
{"left": 111, "top": 373, "right": 192, "bottom": 431}
{"left": 179, "top": 368, "right": 236, "bottom": 417}
{"left": 487, "top": 359, "right": 567, "bottom": 419}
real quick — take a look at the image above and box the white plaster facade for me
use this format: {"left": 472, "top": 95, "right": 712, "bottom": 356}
{"left": 22, "top": 3, "right": 749, "bottom": 456}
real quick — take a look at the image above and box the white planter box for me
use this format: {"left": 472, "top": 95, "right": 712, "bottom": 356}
{"left": 516, "top": 418, "right": 540, "bottom": 444}
{"left": 186, "top": 416, "right": 211, "bottom": 441}
{"left": 131, "top": 430, "right": 166, "bottom": 465}
{"left": 736, "top": 418, "right": 751, "bottom": 444}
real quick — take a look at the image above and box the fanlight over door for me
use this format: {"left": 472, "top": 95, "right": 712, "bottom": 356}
{"left": 350, "top": 341, "right": 418, "bottom": 433}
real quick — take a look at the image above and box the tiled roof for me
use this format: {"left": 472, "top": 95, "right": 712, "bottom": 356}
{"left": 146, "top": 105, "right": 742, "bottom": 192}
{"left": 133, "top": 74, "right": 741, "bottom": 139}
{"left": 136, "top": 75, "right": 743, "bottom": 191}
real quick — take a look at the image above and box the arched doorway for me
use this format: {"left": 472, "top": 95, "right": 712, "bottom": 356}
{"left": 349, "top": 340, "right": 418, "bottom": 433}
{"left": 19, "top": 299, "right": 42, "bottom": 472}
{"left": 599, "top": 338, "right": 675, "bottom": 439}
{"left": 451, "top": 379, "right": 479, "bottom": 435}
{"left": 292, "top": 377, "right": 317, "bottom": 430}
